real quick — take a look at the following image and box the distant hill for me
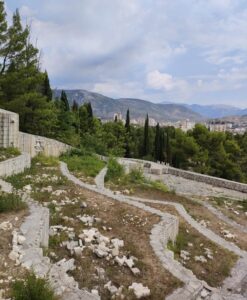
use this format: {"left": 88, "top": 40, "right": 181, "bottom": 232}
{"left": 185, "top": 104, "right": 247, "bottom": 118}
{"left": 159, "top": 101, "right": 247, "bottom": 118}
{"left": 53, "top": 89, "right": 203, "bottom": 122}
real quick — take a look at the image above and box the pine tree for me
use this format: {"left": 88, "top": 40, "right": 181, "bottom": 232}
{"left": 42, "top": 71, "right": 52, "bottom": 101}
{"left": 60, "top": 90, "right": 70, "bottom": 111}
{"left": 0, "top": 1, "right": 7, "bottom": 64}
{"left": 143, "top": 114, "right": 149, "bottom": 157}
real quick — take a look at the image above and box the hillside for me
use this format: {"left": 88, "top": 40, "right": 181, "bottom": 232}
{"left": 53, "top": 89, "right": 202, "bottom": 122}
{"left": 186, "top": 104, "right": 247, "bottom": 118}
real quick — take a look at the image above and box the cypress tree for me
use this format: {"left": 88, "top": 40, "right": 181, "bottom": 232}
{"left": 166, "top": 132, "right": 171, "bottom": 164}
{"left": 86, "top": 102, "right": 93, "bottom": 119}
{"left": 125, "top": 109, "right": 130, "bottom": 158}
{"left": 42, "top": 71, "right": 52, "bottom": 101}
{"left": 143, "top": 114, "right": 149, "bottom": 157}
{"left": 154, "top": 123, "right": 160, "bottom": 161}
{"left": 159, "top": 129, "right": 165, "bottom": 162}
{"left": 125, "top": 109, "right": 130, "bottom": 131}
{"left": 72, "top": 100, "right": 79, "bottom": 112}
{"left": 60, "top": 90, "right": 70, "bottom": 111}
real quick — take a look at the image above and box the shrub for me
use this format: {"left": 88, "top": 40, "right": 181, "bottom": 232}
{"left": 128, "top": 168, "right": 145, "bottom": 184}
{"left": 105, "top": 158, "right": 124, "bottom": 182}
{"left": 11, "top": 273, "right": 57, "bottom": 300}
{"left": 0, "top": 193, "right": 26, "bottom": 213}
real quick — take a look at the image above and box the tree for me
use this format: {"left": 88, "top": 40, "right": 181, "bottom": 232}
{"left": 125, "top": 109, "right": 130, "bottom": 131}
{"left": 60, "top": 90, "right": 70, "bottom": 111}
{"left": 154, "top": 123, "right": 160, "bottom": 161}
{"left": 125, "top": 109, "right": 131, "bottom": 157}
{"left": 72, "top": 100, "right": 79, "bottom": 112}
{"left": 42, "top": 71, "right": 52, "bottom": 101}
{"left": 142, "top": 114, "right": 149, "bottom": 157}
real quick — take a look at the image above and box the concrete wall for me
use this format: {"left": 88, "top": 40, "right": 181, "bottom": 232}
{"left": 0, "top": 153, "right": 31, "bottom": 177}
{"left": 0, "top": 109, "right": 19, "bottom": 148}
{"left": 19, "top": 132, "right": 72, "bottom": 158}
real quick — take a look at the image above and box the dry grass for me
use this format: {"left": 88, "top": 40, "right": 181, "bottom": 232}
{"left": 10, "top": 157, "right": 181, "bottom": 300}
{"left": 132, "top": 188, "right": 247, "bottom": 251}
{"left": 147, "top": 203, "right": 238, "bottom": 287}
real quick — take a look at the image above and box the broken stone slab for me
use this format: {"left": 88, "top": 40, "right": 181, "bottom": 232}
{"left": 104, "top": 281, "right": 119, "bottom": 295}
{"left": 129, "top": 282, "right": 151, "bottom": 299}
{"left": 0, "top": 221, "right": 12, "bottom": 231}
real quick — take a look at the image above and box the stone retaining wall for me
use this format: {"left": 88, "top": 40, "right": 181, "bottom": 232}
{"left": 119, "top": 158, "right": 247, "bottom": 194}
{"left": 167, "top": 167, "right": 247, "bottom": 193}
{"left": 19, "top": 132, "right": 72, "bottom": 158}
{"left": 0, "top": 153, "right": 31, "bottom": 177}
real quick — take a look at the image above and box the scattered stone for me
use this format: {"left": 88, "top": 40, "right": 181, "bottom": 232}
{"left": 194, "top": 255, "right": 207, "bottom": 263}
{"left": 17, "top": 235, "right": 26, "bottom": 245}
{"left": 0, "top": 221, "right": 12, "bottom": 231}
{"left": 129, "top": 283, "right": 151, "bottom": 299}
{"left": 180, "top": 250, "right": 190, "bottom": 261}
{"left": 221, "top": 230, "right": 236, "bottom": 239}
{"left": 104, "top": 281, "right": 118, "bottom": 295}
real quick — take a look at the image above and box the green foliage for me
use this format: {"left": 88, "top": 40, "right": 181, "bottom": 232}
{"left": 148, "top": 180, "right": 169, "bottom": 193}
{"left": 11, "top": 272, "right": 56, "bottom": 300}
{"left": 0, "top": 192, "right": 26, "bottom": 213}
{"left": 0, "top": 147, "right": 20, "bottom": 161}
{"left": 167, "top": 232, "right": 187, "bottom": 255}
{"left": 62, "top": 151, "right": 105, "bottom": 178}
{"left": 105, "top": 157, "right": 124, "bottom": 182}
{"left": 33, "top": 154, "right": 59, "bottom": 167}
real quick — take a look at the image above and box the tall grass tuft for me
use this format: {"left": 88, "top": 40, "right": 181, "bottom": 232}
{"left": 0, "top": 193, "right": 26, "bottom": 213}
{"left": 11, "top": 273, "right": 57, "bottom": 300}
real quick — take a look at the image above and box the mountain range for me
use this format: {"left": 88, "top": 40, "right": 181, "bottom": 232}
{"left": 54, "top": 89, "right": 202, "bottom": 122}
{"left": 183, "top": 104, "right": 247, "bottom": 119}
{"left": 54, "top": 89, "right": 247, "bottom": 121}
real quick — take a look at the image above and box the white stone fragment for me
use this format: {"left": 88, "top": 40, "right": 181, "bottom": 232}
{"left": 129, "top": 282, "right": 151, "bottom": 299}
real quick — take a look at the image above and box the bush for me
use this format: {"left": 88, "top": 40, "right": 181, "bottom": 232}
{"left": 105, "top": 158, "right": 124, "bottom": 182}
{"left": 11, "top": 273, "right": 57, "bottom": 300}
{"left": 0, "top": 193, "right": 26, "bottom": 213}
{"left": 128, "top": 168, "right": 145, "bottom": 184}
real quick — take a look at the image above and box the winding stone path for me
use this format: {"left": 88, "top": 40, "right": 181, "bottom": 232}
{"left": 61, "top": 162, "right": 247, "bottom": 300}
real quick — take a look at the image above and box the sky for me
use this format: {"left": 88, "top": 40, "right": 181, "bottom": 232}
{"left": 6, "top": 0, "right": 247, "bottom": 107}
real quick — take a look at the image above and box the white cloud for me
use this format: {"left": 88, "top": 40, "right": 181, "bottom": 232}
{"left": 147, "top": 70, "right": 188, "bottom": 92}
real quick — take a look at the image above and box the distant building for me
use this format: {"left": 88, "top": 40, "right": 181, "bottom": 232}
{"left": 208, "top": 121, "right": 227, "bottom": 132}
{"left": 179, "top": 119, "right": 195, "bottom": 132}
{"left": 113, "top": 112, "right": 122, "bottom": 122}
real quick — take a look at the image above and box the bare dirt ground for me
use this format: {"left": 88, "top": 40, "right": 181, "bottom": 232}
{"left": 0, "top": 210, "right": 28, "bottom": 298}
{"left": 6, "top": 158, "right": 181, "bottom": 300}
